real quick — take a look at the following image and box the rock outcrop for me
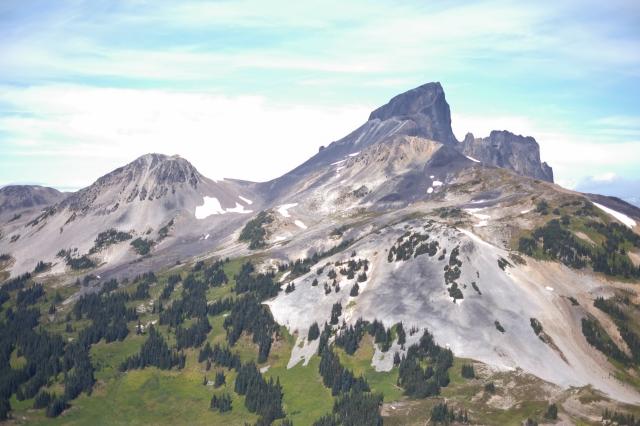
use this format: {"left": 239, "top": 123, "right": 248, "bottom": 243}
{"left": 459, "top": 130, "right": 554, "bottom": 182}
{"left": 367, "top": 82, "right": 458, "bottom": 145}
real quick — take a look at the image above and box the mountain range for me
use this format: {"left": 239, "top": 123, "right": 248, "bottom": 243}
{"left": 1, "top": 82, "right": 640, "bottom": 424}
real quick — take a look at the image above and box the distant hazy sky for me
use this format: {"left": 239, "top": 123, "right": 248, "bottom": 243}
{"left": 0, "top": 1, "right": 639, "bottom": 202}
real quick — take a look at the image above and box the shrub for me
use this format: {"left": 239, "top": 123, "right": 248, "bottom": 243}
{"left": 308, "top": 322, "right": 320, "bottom": 341}
{"left": 544, "top": 403, "right": 558, "bottom": 420}
{"left": 130, "top": 238, "right": 153, "bottom": 255}
{"left": 239, "top": 211, "right": 273, "bottom": 249}
{"left": 461, "top": 364, "right": 475, "bottom": 379}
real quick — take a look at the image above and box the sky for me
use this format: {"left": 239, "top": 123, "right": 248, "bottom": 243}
{"left": 0, "top": 1, "right": 639, "bottom": 204}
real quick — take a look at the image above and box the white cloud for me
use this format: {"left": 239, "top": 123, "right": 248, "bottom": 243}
{"left": 0, "top": 85, "right": 371, "bottom": 187}
{"left": 2, "top": 0, "right": 638, "bottom": 85}
{"left": 592, "top": 172, "right": 617, "bottom": 182}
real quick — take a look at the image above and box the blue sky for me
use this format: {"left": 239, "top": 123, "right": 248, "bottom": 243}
{"left": 0, "top": 0, "right": 639, "bottom": 203}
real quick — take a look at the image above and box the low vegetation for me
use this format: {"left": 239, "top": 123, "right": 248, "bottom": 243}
{"left": 519, "top": 216, "right": 640, "bottom": 279}
{"left": 238, "top": 211, "right": 273, "bottom": 249}
{"left": 387, "top": 230, "right": 439, "bottom": 262}
{"left": 130, "top": 237, "right": 153, "bottom": 255}
{"left": 90, "top": 228, "right": 133, "bottom": 253}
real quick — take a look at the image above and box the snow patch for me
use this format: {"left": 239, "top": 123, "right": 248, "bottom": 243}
{"left": 238, "top": 195, "right": 253, "bottom": 205}
{"left": 545, "top": 286, "right": 554, "bottom": 292}
{"left": 294, "top": 220, "right": 308, "bottom": 229}
{"left": 430, "top": 175, "right": 435, "bottom": 179}
{"left": 466, "top": 155, "right": 481, "bottom": 163}
{"left": 432, "top": 180, "right": 443, "bottom": 187}
{"left": 195, "top": 197, "right": 226, "bottom": 218}
{"left": 274, "top": 235, "right": 287, "bottom": 242}
{"left": 277, "top": 203, "right": 298, "bottom": 218}
{"left": 226, "top": 202, "right": 253, "bottom": 214}
{"left": 593, "top": 202, "right": 637, "bottom": 228}
{"left": 427, "top": 187, "right": 434, "bottom": 194}
{"left": 195, "top": 197, "right": 253, "bottom": 218}
{"left": 348, "top": 151, "right": 360, "bottom": 157}
{"left": 520, "top": 208, "right": 532, "bottom": 214}
{"left": 331, "top": 159, "right": 347, "bottom": 165}
{"left": 204, "top": 234, "right": 210, "bottom": 240}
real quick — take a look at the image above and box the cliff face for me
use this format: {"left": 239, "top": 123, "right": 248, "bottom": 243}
{"left": 367, "top": 82, "right": 458, "bottom": 145}
{"left": 459, "top": 130, "right": 554, "bottom": 182}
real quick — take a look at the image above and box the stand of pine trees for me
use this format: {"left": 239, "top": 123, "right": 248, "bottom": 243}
{"left": 319, "top": 348, "right": 370, "bottom": 396}
{"left": 519, "top": 218, "right": 640, "bottom": 279}
{"left": 176, "top": 316, "right": 211, "bottom": 349}
{"left": 199, "top": 342, "right": 242, "bottom": 370}
{"left": 210, "top": 393, "right": 232, "bottom": 413}
{"left": 0, "top": 275, "right": 103, "bottom": 419}
{"left": 119, "top": 326, "right": 185, "bottom": 371}
{"left": 234, "top": 362, "right": 284, "bottom": 423}
{"left": 397, "top": 330, "right": 453, "bottom": 398}
{"left": 224, "top": 295, "right": 279, "bottom": 363}
{"left": 234, "top": 262, "right": 279, "bottom": 300}
{"left": 461, "top": 364, "right": 475, "bottom": 379}
{"left": 430, "top": 402, "right": 469, "bottom": 424}
{"left": 602, "top": 408, "right": 640, "bottom": 426}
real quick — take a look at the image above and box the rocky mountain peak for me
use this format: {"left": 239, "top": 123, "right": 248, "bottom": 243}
{"left": 458, "top": 130, "right": 554, "bottom": 182}
{"left": 62, "top": 153, "right": 204, "bottom": 213}
{"left": 367, "top": 82, "right": 458, "bottom": 145}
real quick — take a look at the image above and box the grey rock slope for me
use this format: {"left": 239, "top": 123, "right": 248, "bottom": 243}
{"left": 258, "top": 164, "right": 640, "bottom": 405}
{"left": 0, "top": 154, "right": 259, "bottom": 275}
{"left": 258, "top": 82, "right": 459, "bottom": 202}
{"left": 460, "top": 130, "right": 554, "bottom": 182}
{"left": 267, "top": 217, "right": 639, "bottom": 404}
{"left": 260, "top": 82, "right": 554, "bottom": 203}
{"left": 0, "top": 185, "right": 65, "bottom": 215}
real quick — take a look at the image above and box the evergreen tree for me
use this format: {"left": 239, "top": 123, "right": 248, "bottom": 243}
{"left": 210, "top": 393, "right": 232, "bottom": 413}
{"left": 214, "top": 371, "right": 226, "bottom": 388}
{"left": 119, "top": 326, "right": 184, "bottom": 371}
{"left": 45, "top": 397, "right": 68, "bottom": 418}
{"left": 0, "top": 398, "right": 10, "bottom": 421}
{"left": 396, "top": 322, "right": 406, "bottom": 346}
{"left": 461, "top": 364, "right": 475, "bottom": 379}
{"left": 330, "top": 303, "right": 342, "bottom": 325}
{"left": 308, "top": 322, "right": 320, "bottom": 341}
{"left": 33, "top": 390, "right": 53, "bottom": 409}
{"left": 349, "top": 282, "right": 360, "bottom": 297}
{"left": 544, "top": 403, "right": 558, "bottom": 420}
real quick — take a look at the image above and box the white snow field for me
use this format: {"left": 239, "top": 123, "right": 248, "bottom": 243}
{"left": 277, "top": 203, "right": 298, "bottom": 218}
{"left": 195, "top": 196, "right": 226, "bottom": 218}
{"left": 593, "top": 202, "right": 637, "bottom": 228}
{"left": 195, "top": 197, "right": 252, "bottom": 218}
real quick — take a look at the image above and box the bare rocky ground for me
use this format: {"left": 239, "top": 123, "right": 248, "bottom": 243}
{"left": 262, "top": 207, "right": 640, "bottom": 405}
